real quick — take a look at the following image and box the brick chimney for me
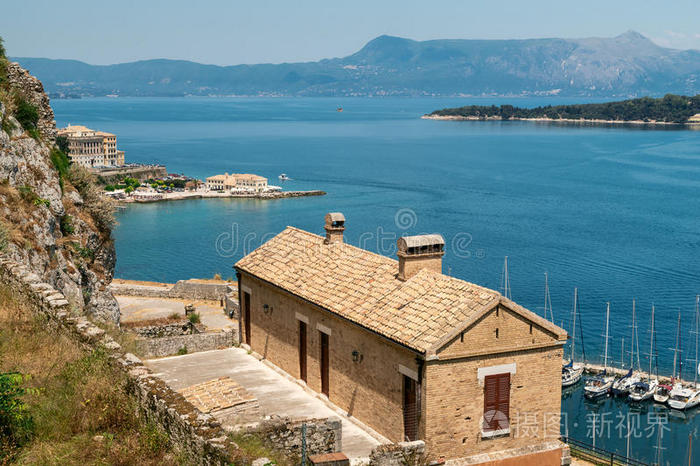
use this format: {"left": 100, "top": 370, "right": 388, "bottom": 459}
{"left": 324, "top": 212, "right": 345, "bottom": 244}
{"left": 397, "top": 234, "right": 445, "bottom": 281}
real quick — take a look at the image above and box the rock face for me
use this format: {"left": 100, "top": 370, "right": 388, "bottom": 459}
{"left": 0, "top": 62, "right": 119, "bottom": 323}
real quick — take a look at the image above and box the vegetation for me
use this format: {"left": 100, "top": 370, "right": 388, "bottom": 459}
{"left": 0, "top": 222, "right": 7, "bottom": 251}
{"left": 60, "top": 215, "right": 75, "bottom": 236}
{"left": 55, "top": 135, "right": 70, "bottom": 155}
{"left": 429, "top": 94, "right": 700, "bottom": 124}
{"left": 14, "top": 98, "right": 39, "bottom": 133}
{"left": 67, "top": 165, "right": 116, "bottom": 234}
{"left": 50, "top": 147, "right": 71, "bottom": 190}
{"left": 0, "top": 285, "right": 179, "bottom": 464}
{"left": 187, "top": 312, "right": 201, "bottom": 325}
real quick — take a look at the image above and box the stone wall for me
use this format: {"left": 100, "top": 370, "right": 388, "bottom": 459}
{"left": 110, "top": 279, "right": 235, "bottom": 301}
{"left": 0, "top": 256, "right": 338, "bottom": 464}
{"left": 249, "top": 417, "right": 343, "bottom": 460}
{"left": 134, "top": 329, "right": 237, "bottom": 358}
{"left": 129, "top": 321, "right": 199, "bottom": 337}
{"left": 369, "top": 441, "right": 426, "bottom": 466}
{"left": 93, "top": 165, "right": 168, "bottom": 183}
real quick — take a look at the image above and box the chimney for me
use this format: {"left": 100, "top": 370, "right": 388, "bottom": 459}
{"left": 397, "top": 234, "right": 445, "bottom": 281}
{"left": 324, "top": 212, "right": 345, "bottom": 244}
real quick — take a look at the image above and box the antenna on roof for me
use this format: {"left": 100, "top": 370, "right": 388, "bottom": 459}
{"left": 500, "top": 256, "right": 511, "bottom": 300}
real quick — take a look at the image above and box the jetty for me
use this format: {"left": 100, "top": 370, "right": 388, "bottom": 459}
{"left": 120, "top": 189, "right": 326, "bottom": 204}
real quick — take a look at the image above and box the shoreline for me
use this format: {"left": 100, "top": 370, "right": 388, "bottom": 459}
{"left": 422, "top": 114, "right": 700, "bottom": 126}
{"left": 118, "top": 189, "right": 326, "bottom": 204}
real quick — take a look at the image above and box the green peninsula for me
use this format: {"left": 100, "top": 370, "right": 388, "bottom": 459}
{"left": 425, "top": 94, "right": 700, "bottom": 125}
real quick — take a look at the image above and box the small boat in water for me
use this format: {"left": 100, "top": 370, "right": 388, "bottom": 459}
{"left": 629, "top": 380, "right": 658, "bottom": 402}
{"left": 584, "top": 374, "right": 614, "bottom": 399}
{"left": 654, "top": 384, "right": 673, "bottom": 404}
{"left": 612, "top": 368, "right": 639, "bottom": 397}
{"left": 337, "top": 106, "right": 343, "bottom": 112}
{"left": 584, "top": 302, "right": 614, "bottom": 399}
{"left": 278, "top": 173, "right": 290, "bottom": 181}
{"left": 562, "top": 363, "right": 584, "bottom": 387}
{"left": 668, "top": 385, "right": 700, "bottom": 410}
{"left": 562, "top": 288, "right": 583, "bottom": 387}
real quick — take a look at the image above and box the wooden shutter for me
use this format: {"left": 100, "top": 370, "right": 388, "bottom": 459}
{"left": 483, "top": 373, "right": 510, "bottom": 432}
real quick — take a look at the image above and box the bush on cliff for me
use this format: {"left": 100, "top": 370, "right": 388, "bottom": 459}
{"left": 0, "top": 284, "right": 178, "bottom": 464}
{"left": 67, "top": 165, "right": 116, "bottom": 234}
{"left": 14, "top": 98, "right": 38, "bottom": 133}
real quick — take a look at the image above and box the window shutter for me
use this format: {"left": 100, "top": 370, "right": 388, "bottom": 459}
{"left": 483, "top": 373, "right": 510, "bottom": 432}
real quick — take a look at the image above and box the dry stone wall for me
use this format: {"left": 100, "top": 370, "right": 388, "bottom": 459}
{"left": 134, "top": 329, "right": 237, "bottom": 358}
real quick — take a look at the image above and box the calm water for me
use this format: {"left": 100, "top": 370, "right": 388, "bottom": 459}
{"left": 52, "top": 97, "right": 700, "bottom": 465}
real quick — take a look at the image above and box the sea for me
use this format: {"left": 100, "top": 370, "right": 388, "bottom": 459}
{"left": 52, "top": 96, "right": 700, "bottom": 465}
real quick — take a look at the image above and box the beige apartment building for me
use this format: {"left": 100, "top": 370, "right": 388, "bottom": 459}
{"left": 234, "top": 213, "right": 568, "bottom": 464}
{"left": 57, "top": 125, "right": 125, "bottom": 167}
{"left": 205, "top": 173, "right": 268, "bottom": 192}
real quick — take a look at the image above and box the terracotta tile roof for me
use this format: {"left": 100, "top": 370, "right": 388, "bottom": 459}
{"left": 236, "top": 227, "right": 559, "bottom": 352}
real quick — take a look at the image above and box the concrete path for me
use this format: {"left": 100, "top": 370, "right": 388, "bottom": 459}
{"left": 144, "top": 348, "right": 382, "bottom": 460}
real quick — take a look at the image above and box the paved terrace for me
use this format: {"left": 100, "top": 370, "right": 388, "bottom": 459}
{"left": 117, "top": 296, "right": 234, "bottom": 331}
{"left": 144, "top": 348, "right": 384, "bottom": 460}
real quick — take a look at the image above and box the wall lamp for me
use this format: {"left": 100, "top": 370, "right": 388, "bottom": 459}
{"left": 352, "top": 350, "right": 363, "bottom": 363}
{"left": 263, "top": 304, "right": 273, "bottom": 315}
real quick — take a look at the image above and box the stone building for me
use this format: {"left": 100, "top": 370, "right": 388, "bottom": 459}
{"left": 57, "top": 124, "right": 125, "bottom": 167}
{"left": 205, "top": 173, "right": 268, "bottom": 192}
{"left": 234, "top": 213, "right": 568, "bottom": 464}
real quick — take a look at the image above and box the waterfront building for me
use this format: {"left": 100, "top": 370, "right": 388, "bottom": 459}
{"left": 235, "top": 213, "right": 568, "bottom": 464}
{"left": 57, "top": 124, "right": 126, "bottom": 168}
{"left": 205, "top": 173, "right": 268, "bottom": 192}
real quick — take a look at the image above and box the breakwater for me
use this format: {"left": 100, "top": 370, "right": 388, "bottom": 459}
{"left": 122, "top": 190, "right": 326, "bottom": 204}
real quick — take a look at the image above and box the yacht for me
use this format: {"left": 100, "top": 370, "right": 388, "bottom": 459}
{"left": 668, "top": 384, "right": 700, "bottom": 410}
{"left": 612, "top": 369, "right": 639, "bottom": 397}
{"left": 584, "top": 303, "right": 614, "bottom": 399}
{"left": 654, "top": 384, "right": 672, "bottom": 404}
{"left": 562, "top": 363, "right": 584, "bottom": 387}
{"left": 628, "top": 379, "right": 658, "bottom": 402}
{"left": 278, "top": 173, "right": 290, "bottom": 181}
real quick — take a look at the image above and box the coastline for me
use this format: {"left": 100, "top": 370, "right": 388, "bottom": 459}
{"left": 118, "top": 189, "right": 326, "bottom": 204}
{"left": 422, "top": 114, "right": 700, "bottom": 126}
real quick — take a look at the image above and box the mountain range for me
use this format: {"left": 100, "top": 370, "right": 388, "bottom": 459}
{"left": 12, "top": 31, "right": 700, "bottom": 98}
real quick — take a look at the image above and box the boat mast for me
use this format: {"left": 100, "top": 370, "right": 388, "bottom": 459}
{"left": 695, "top": 295, "right": 699, "bottom": 389}
{"left": 604, "top": 302, "right": 610, "bottom": 372}
{"left": 672, "top": 310, "right": 681, "bottom": 380}
{"left": 630, "top": 299, "right": 636, "bottom": 371}
{"left": 571, "top": 288, "right": 578, "bottom": 363}
{"left": 543, "top": 272, "right": 553, "bottom": 322}
{"left": 648, "top": 304, "right": 655, "bottom": 380}
{"left": 501, "top": 256, "right": 511, "bottom": 300}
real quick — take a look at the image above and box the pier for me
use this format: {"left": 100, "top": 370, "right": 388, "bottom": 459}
{"left": 120, "top": 189, "right": 326, "bottom": 204}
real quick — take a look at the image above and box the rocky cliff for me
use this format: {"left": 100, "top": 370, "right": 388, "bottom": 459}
{"left": 0, "top": 60, "right": 119, "bottom": 322}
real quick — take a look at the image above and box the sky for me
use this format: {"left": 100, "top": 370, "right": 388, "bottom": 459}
{"left": 1, "top": 0, "right": 699, "bottom": 65}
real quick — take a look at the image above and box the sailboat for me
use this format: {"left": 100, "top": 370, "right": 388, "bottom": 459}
{"left": 612, "top": 300, "right": 641, "bottom": 396}
{"left": 668, "top": 296, "right": 700, "bottom": 410}
{"left": 629, "top": 304, "right": 659, "bottom": 402}
{"left": 584, "top": 302, "right": 614, "bottom": 399}
{"left": 562, "top": 288, "right": 584, "bottom": 387}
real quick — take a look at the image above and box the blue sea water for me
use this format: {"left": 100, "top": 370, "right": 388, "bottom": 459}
{"left": 52, "top": 97, "right": 700, "bottom": 465}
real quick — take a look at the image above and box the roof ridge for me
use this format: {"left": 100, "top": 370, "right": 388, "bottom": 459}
{"left": 283, "top": 226, "right": 398, "bottom": 265}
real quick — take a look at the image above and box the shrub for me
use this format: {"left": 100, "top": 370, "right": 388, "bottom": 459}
{"left": 104, "top": 184, "right": 116, "bottom": 192}
{"left": 177, "top": 346, "right": 188, "bottom": 355}
{"left": 187, "top": 312, "right": 201, "bottom": 324}
{"left": 32, "top": 197, "right": 50, "bottom": 208}
{"left": 14, "top": 98, "right": 38, "bottom": 133}
{"left": 67, "top": 165, "right": 116, "bottom": 234}
{"left": 60, "top": 215, "right": 74, "bottom": 236}
{"left": 55, "top": 135, "right": 70, "bottom": 155}
{"left": 0, "top": 372, "right": 36, "bottom": 460}
{"left": 0, "top": 36, "right": 5, "bottom": 59}
{"left": 18, "top": 185, "right": 38, "bottom": 204}
{"left": 50, "top": 147, "right": 70, "bottom": 180}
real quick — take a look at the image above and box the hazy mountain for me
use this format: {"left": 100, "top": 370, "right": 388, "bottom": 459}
{"left": 12, "top": 31, "right": 700, "bottom": 98}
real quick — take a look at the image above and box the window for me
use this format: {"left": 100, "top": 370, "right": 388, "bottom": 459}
{"left": 482, "top": 373, "right": 510, "bottom": 436}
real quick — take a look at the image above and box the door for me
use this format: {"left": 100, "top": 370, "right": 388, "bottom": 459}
{"left": 299, "top": 321, "right": 307, "bottom": 382}
{"left": 320, "top": 331, "right": 329, "bottom": 397}
{"left": 403, "top": 375, "right": 418, "bottom": 441}
{"left": 243, "top": 292, "right": 251, "bottom": 345}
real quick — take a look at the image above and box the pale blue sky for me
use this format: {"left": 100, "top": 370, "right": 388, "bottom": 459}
{"left": 1, "top": 0, "right": 699, "bottom": 65}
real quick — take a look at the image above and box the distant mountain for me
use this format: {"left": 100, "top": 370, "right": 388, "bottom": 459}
{"left": 12, "top": 31, "right": 700, "bottom": 98}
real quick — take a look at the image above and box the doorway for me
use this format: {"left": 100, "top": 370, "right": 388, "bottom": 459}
{"left": 403, "top": 375, "right": 418, "bottom": 441}
{"left": 320, "top": 331, "right": 329, "bottom": 397}
{"left": 298, "top": 321, "right": 307, "bottom": 382}
{"left": 243, "top": 292, "right": 251, "bottom": 345}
